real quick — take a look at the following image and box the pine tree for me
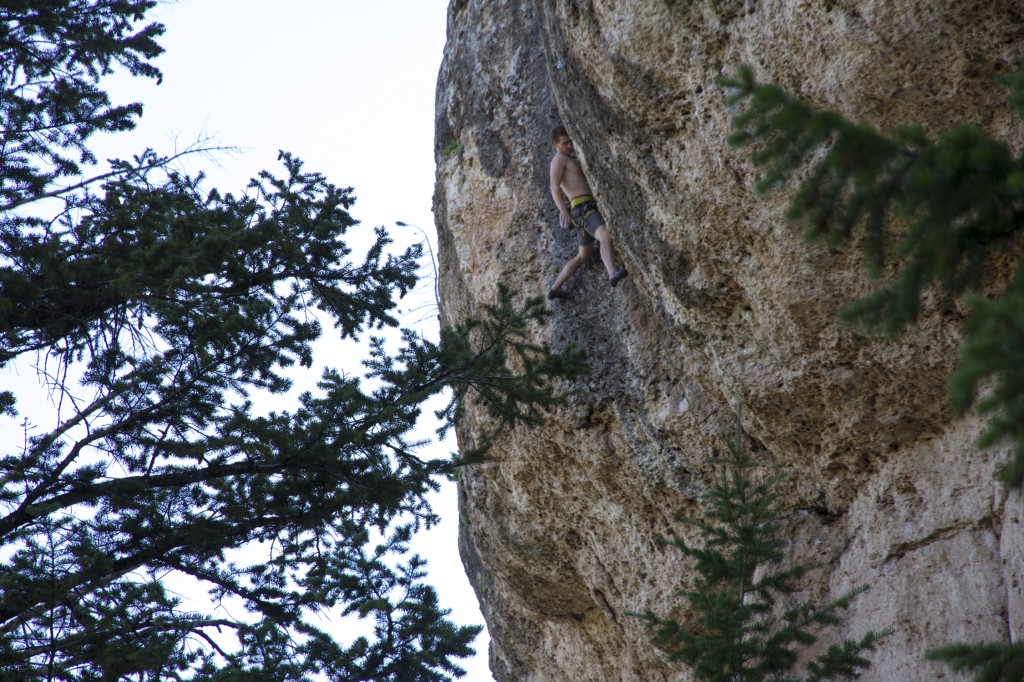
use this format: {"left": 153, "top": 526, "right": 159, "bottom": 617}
{"left": 718, "top": 65, "right": 1024, "bottom": 682}
{"left": 0, "top": 152, "right": 588, "bottom": 679}
{"left": 636, "top": 412, "right": 889, "bottom": 681}
{"left": 0, "top": 3, "right": 590, "bottom": 678}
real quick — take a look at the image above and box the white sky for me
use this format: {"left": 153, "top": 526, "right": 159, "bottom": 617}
{"left": 36, "top": 1, "right": 497, "bottom": 679}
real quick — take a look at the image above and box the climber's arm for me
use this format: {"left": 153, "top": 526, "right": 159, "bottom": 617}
{"left": 550, "top": 154, "right": 571, "bottom": 228}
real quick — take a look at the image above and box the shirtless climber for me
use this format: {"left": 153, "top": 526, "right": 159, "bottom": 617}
{"left": 547, "top": 124, "right": 628, "bottom": 300}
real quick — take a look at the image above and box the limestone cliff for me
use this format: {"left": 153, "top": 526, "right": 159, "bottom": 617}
{"left": 433, "top": 2, "right": 1024, "bottom": 680}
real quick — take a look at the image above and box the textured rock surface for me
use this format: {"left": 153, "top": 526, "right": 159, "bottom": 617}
{"left": 433, "top": 1, "right": 1024, "bottom": 680}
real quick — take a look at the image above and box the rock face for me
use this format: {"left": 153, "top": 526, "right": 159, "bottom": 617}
{"left": 433, "top": 1, "right": 1024, "bottom": 680}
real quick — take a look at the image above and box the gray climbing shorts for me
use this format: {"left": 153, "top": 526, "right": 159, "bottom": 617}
{"left": 570, "top": 195, "right": 604, "bottom": 246}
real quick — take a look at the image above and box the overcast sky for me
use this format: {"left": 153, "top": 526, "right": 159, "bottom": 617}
{"left": 68, "top": 1, "right": 496, "bottom": 679}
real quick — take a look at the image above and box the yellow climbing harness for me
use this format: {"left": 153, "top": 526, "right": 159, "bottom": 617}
{"left": 569, "top": 195, "right": 598, "bottom": 230}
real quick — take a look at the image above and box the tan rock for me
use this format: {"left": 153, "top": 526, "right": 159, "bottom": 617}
{"left": 434, "top": 1, "right": 1024, "bottom": 679}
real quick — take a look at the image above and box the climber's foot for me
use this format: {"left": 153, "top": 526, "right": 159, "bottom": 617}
{"left": 548, "top": 287, "right": 570, "bottom": 300}
{"left": 609, "top": 268, "right": 628, "bottom": 287}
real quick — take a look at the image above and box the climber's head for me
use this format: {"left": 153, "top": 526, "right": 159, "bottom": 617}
{"left": 551, "top": 125, "right": 572, "bottom": 155}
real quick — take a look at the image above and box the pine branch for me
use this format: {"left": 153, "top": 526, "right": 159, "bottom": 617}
{"left": 805, "top": 627, "right": 896, "bottom": 682}
{"left": 926, "top": 641, "right": 1024, "bottom": 682}
{"left": 950, "top": 281, "right": 1024, "bottom": 486}
{"left": 720, "top": 65, "right": 1024, "bottom": 487}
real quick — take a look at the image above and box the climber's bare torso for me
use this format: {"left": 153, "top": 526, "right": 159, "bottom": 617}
{"left": 550, "top": 138, "right": 592, "bottom": 203}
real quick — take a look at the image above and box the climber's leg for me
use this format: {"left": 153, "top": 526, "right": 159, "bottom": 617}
{"left": 549, "top": 241, "right": 594, "bottom": 298}
{"left": 594, "top": 224, "right": 627, "bottom": 285}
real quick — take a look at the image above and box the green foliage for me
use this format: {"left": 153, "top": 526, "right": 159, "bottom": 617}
{"left": 0, "top": 4, "right": 588, "bottom": 678}
{"left": 719, "top": 65, "right": 1024, "bottom": 487}
{"left": 0, "top": 0, "right": 165, "bottom": 210}
{"left": 635, "top": 413, "right": 890, "bottom": 681}
{"left": 720, "top": 65, "right": 1024, "bottom": 681}
{"left": 428, "top": 284, "right": 588, "bottom": 455}
{"left": 0, "top": 148, "right": 584, "bottom": 678}
{"left": 441, "top": 139, "right": 461, "bottom": 156}
{"left": 925, "top": 641, "right": 1024, "bottom": 682}
{"left": 950, "top": 283, "right": 1024, "bottom": 486}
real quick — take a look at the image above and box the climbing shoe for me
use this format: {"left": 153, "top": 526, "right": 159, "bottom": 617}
{"left": 548, "top": 288, "right": 570, "bottom": 300}
{"left": 609, "top": 268, "right": 628, "bottom": 287}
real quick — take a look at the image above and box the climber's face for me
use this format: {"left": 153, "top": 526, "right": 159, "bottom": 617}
{"left": 553, "top": 136, "right": 573, "bottom": 155}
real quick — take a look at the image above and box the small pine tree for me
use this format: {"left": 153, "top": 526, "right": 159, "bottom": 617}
{"left": 717, "top": 66, "right": 1024, "bottom": 681}
{"left": 635, "top": 411, "right": 889, "bottom": 681}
